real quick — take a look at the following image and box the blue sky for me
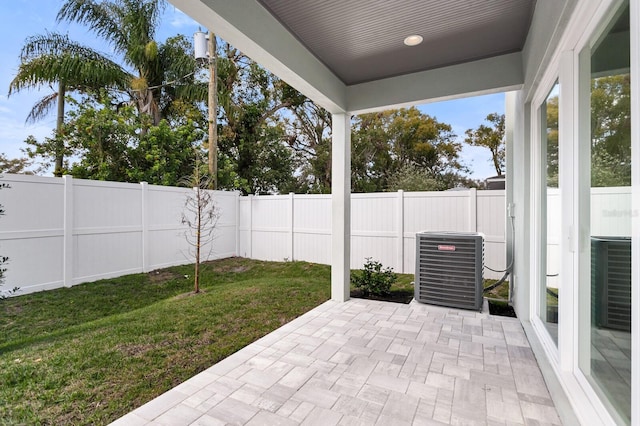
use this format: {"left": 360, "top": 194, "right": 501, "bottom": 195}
{"left": 0, "top": 1, "right": 503, "bottom": 180}
{"left": 419, "top": 94, "right": 504, "bottom": 179}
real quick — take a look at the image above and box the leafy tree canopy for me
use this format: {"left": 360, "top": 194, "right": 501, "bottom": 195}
{"left": 386, "top": 164, "right": 446, "bottom": 192}
{"left": 26, "top": 94, "right": 204, "bottom": 186}
{"left": 12, "top": 3, "right": 486, "bottom": 195}
{"left": 9, "top": 1, "right": 204, "bottom": 176}
{"left": 464, "top": 113, "right": 505, "bottom": 177}
{"left": 545, "top": 74, "right": 630, "bottom": 188}
{"left": 0, "top": 154, "right": 40, "bottom": 175}
{"left": 590, "top": 74, "right": 630, "bottom": 187}
{"left": 351, "top": 107, "right": 467, "bottom": 193}
{"left": 215, "top": 42, "right": 300, "bottom": 194}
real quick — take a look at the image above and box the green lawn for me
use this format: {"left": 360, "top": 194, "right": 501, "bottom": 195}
{"left": 483, "top": 278, "right": 510, "bottom": 300}
{"left": 0, "top": 258, "right": 412, "bottom": 425}
{"left": 0, "top": 258, "right": 333, "bottom": 425}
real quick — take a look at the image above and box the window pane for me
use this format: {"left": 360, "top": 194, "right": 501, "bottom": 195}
{"left": 540, "top": 82, "right": 560, "bottom": 345}
{"left": 581, "top": 2, "right": 631, "bottom": 422}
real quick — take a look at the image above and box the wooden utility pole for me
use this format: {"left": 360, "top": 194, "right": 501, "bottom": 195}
{"left": 207, "top": 32, "right": 218, "bottom": 189}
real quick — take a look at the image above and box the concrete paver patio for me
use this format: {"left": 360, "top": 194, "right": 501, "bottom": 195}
{"left": 111, "top": 299, "right": 562, "bottom": 425}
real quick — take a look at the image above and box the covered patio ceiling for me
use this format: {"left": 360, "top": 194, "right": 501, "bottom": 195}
{"left": 257, "top": 0, "right": 535, "bottom": 86}
{"left": 169, "top": 0, "right": 536, "bottom": 114}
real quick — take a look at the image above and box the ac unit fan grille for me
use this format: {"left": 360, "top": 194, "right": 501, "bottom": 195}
{"left": 415, "top": 233, "right": 484, "bottom": 311}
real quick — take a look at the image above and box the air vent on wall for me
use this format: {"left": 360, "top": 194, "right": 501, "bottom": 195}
{"left": 415, "top": 232, "right": 484, "bottom": 311}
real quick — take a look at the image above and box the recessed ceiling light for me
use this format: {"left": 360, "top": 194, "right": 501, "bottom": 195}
{"left": 403, "top": 35, "right": 423, "bottom": 46}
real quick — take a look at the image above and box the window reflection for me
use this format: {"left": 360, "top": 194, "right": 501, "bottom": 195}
{"left": 540, "top": 82, "right": 560, "bottom": 345}
{"left": 582, "top": 2, "right": 631, "bottom": 423}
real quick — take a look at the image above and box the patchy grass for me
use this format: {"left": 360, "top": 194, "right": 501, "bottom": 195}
{"left": 0, "top": 258, "right": 331, "bottom": 425}
{"left": 483, "top": 279, "right": 510, "bottom": 301}
{"left": 484, "top": 279, "right": 517, "bottom": 317}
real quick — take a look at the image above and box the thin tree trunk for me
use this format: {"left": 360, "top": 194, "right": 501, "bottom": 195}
{"left": 492, "top": 149, "right": 502, "bottom": 176}
{"left": 194, "top": 186, "right": 201, "bottom": 293}
{"left": 54, "top": 82, "right": 66, "bottom": 177}
{"left": 208, "top": 31, "right": 218, "bottom": 189}
{"left": 137, "top": 89, "right": 160, "bottom": 135}
{"left": 149, "top": 89, "right": 161, "bottom": 126}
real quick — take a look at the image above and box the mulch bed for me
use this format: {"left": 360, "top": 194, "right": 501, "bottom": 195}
{"left": 350, "top": 288, "right": 518, "bottom": 317}
{"left": 488, "top": 300, "right": 517, "bottom": 317}
{"left": 350, "top": 289, "right": 414, "bottom": 304}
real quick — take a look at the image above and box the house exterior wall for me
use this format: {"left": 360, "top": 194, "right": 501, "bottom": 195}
{"left": 507, "top": 91, "right": 531, "bottom": 321}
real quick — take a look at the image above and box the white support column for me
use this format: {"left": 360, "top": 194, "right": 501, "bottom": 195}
{"left": 332, "top": 113, "right": 351, "bottom": 302}
{"left": 506, "top": 90, "right": 530, "bottom": 319}
{"left": 141, "top": 182, "right": 150, "bottom": 273}
{"left": 397, "top": 190, "right": 404, "bottom": 273}
{"left": 63, "top": 175, "right": 74, "bottom": 287}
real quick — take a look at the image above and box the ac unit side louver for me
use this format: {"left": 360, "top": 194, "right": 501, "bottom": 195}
{"left": 592, "top": 236, "right": 631, "bottom": 332}
{"left": 415, "top": 232, "right": 484, "bottom": 311}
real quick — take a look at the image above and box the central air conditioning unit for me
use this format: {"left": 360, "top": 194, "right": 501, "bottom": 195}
{"left": 415, "top": 232, "right": 484, "bottom": 311}
{"left": 591, "top": 236, "right": 631, "bottom": 332}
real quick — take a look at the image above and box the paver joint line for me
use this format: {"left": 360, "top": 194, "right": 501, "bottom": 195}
{"left": 110, "top": 299, "right": 562, "bottom": 426}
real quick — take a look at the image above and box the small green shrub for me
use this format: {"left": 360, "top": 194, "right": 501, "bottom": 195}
{"left": 351, "top": 258, "right": 397, "bottom": 296}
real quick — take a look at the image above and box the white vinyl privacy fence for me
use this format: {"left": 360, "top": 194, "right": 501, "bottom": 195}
{"left": 0, "top": 174, "right": 239, "bottom": 295}
{"left": 3, "top": 173, "right": 630, "bottom": 297}
{"left": 239, "top": 189, "right": 508, "bottom": 280}
{"left": 2, "top": 174, "right": 513, "bottom": 295}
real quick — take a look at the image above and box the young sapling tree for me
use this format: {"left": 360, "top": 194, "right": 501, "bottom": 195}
{"left": 181, "top": 163, "right": 220, "bottom": 293}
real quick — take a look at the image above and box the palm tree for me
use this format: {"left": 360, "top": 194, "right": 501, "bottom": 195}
{"left": 57, "top": 0, "right": 203, "bottom": 125}
{"left": 8, "top": 0, "right": 204, "bottom": 175}
{"left": 9, "top": 32, "right": 129, "bottom": 176}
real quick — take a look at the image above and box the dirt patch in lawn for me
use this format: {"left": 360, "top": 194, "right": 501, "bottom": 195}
{"left": 148, "top": 269, "right": 183, "bottom": 284}
{"left": 203, "top": 259, "right": 250, "bottom": 274}
{"left": 173, "top": 289, "right": 208, "bottom": 300}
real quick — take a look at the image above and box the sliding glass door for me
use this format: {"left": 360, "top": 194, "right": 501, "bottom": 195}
{"left": 539, "top": 82, "right": 561, "bottom": 346}
{"left": 578, "top": 2, "right": 631, "bottom": 423}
